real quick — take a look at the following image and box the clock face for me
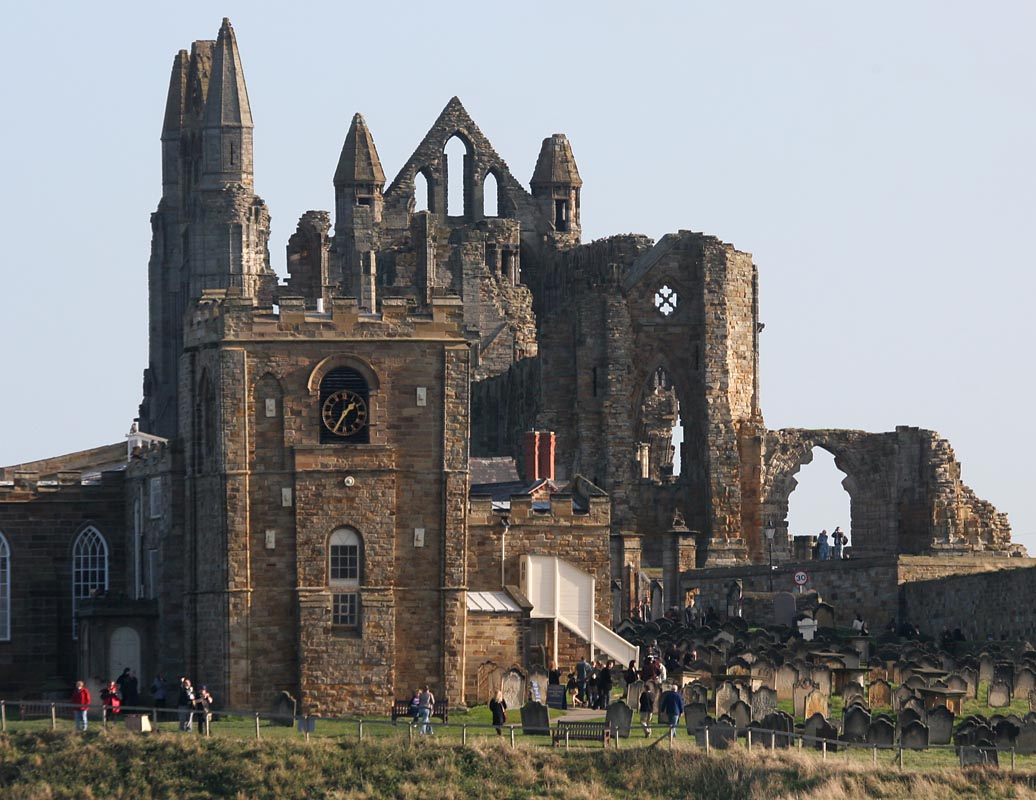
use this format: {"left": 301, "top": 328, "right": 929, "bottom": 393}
{"left": 321, "top": 389, "right": 369, "bottom": 437}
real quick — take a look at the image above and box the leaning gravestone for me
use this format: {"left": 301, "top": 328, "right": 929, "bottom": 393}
{"left": 901, "top": 720, "right": 929, "bottom": 750}
{"left": 866, "top": 717, "right": 895, "bottom": 747}
{"left": 502, "top": 669, "right": 526, "bottom": 712}
{"left": 625, "top": 679, "right": 645, "bottom": 708}
{"left": 751, "top": 686, "right": 777, "bottom": 722}
{"left": 519, "top": 701, "right": 550, "bottom": 735}
{"left": 271, "top": 691, "right": 297, "bottom": 727}
{"left": 988, "top": 680, "right": 1012, "bottom": 709}
{"left": 927, "top": 705, "right": 954, "bottom": 745}
{"left": 869, "top": 679, "right": 892, "bottom": 709}
{"left": 804, "top": 689, "right": 829, "bottom": 721}
{"left": 605, "top": 701, "right": 633, "bottom": 738}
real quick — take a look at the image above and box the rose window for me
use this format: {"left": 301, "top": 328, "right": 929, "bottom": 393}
{"left": 654, "top": 285, "right": 678, "bottom": 316}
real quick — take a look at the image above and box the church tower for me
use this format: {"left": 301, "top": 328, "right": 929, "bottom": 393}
{"left": 140, "top": 19, "right": 276, "bottom": 438}
{"left": 530, "top": 134, "right": 582, "bottom": 245}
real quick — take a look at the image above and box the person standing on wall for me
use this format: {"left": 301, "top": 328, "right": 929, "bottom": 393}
{"left": 816, "top": 530, "right": 830, "bottom": 560}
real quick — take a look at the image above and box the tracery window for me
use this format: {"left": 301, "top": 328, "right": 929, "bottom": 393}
{"left": 72, "top": 526, "right": 108, "bottom": 639}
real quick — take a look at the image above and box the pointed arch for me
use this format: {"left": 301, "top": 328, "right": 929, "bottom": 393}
{"left": 72, "top": 525, "right": 108, "bottom": 639}
{"left": 414, "top": 169, "right": 430, "bottom": 213}
{"left": 444, "top": 135, "right": 469, "bottom": 218}
{"left": 483, "top": 170, "right": 499, "bottom": 217}
{"left": 633, "top": 364, "right": 681, "bottom": 482}
{"left": 0, "top": 531, "right": 9, "bottom": 641}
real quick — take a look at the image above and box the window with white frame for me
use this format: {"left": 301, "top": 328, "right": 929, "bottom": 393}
{"left": 0, "top": 532, "right": 10, "bottom": 641}
{"left": 329, "top": 527, "right": 361, "bottom": 629}
{"left": 72, "top": 526, "right": 108, "bottom": 639}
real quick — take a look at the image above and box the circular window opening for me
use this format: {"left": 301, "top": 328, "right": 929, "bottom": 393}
{"left": 654, "top": 285, "right": 678, "bottom": 316}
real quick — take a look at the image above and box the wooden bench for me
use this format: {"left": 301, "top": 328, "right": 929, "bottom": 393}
{"left": 390, "top": 698, "right": 449, "bottom": 724}
{"left": 552, "top": 720, "right": 611, "bottom": 748}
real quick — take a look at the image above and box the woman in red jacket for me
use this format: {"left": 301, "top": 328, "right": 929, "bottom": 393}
{"left": 73, "top": 680, "right": 91, "bottom": 732}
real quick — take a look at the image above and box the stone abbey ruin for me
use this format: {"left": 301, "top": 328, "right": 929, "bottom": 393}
{"left": 0, "top": 18, "right": 1027, "bottom": 712}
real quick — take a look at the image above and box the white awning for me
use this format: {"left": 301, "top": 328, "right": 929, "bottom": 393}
{"left": 466, "top": 591, "right": 521, "bottom": 613}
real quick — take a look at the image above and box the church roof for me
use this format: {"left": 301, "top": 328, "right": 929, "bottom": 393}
{"left": 334, "top": 113, "right": 386, "bottom": 186}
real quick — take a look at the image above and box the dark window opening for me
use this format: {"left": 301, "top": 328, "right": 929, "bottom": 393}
{"left": 554, "top": 199, "right": 569, "bottom": 231}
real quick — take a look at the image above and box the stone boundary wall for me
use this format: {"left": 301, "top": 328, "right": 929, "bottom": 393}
{"left": 902, "top": 564, "right": 1036, "bottom": 642}
{"left": 681, "top": 555, "right": 1035, "bottom": 632}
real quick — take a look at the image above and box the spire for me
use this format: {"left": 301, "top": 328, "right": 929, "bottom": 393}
{"left": 202, "top": 18, "right": 252, "bottom": 129}
{"left": 334, "top": 113, "right": 386, "bottom": 187}
{"left": 162, "top": 50, "right": 188, "bottom": 140}
{"left": 200, "top": 18, "right": 253, "bottom": 189}
{"left": 531, "top": 134, "right": 582, "bottom": 189}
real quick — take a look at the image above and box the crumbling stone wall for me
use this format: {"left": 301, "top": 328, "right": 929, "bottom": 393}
{"left": 760, "top": 426, "right": 1015, "bottom": 561}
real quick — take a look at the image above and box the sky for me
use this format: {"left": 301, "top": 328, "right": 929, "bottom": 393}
{"left": 1, "top": 2, "right": 1033, "bottom": 550}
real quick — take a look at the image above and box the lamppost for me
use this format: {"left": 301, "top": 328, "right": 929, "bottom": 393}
{"left": 765, "top": 521, "right": 776, "bottom": 592}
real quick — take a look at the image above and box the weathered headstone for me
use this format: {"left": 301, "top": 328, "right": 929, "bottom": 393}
{"left": 810, "top": 666, "right": 832, "bottom": 697}
{"left": 728, "top": 700, "right": 751, "bottom": 731}
{"left": 605, "top": 700, "right": 633, "bottom": 738}
{"left": 715, "top": 681, "right": 739, "bottom": 718}
{"left": 841, "top": 705, "right": 870, "bottom": 742}
{"left": 814, "top": 603, "right": 835, "bottom": 630}
{"left": 868, "top": 679, "right": 892, "bottom": 709}
{"left": 960, "top": 745, "right": 999, "bottom": 768}
{"left": 774, "top": 592, "right": 797, "bottom": 628}
{"left": 804, "top": 689, "right": 829, "bottom": 721}
{"left": 961, "top": 667, "right": 979, "bottom": 698}
{"left": 803, "top": 713, "right": 838, "bottom": 750}
{"left": 793, "top": 679, "right": 816, "bottom": 719}
{"left": 1015, "top": 668, "right": 1036, "bottom": 700}
{"left": 842, "top": 681, "right": 864, "bottom": 704}
{"left": 751, "top": 686, "right": 777, "bottom": 722}
{"left": 776, "top": 664, "right": 798, "bottom": 702}
{"left": 978, "top": 654, "right": 994, "bottom": 685}
{"left": 898, "top": 707, "right": 923, "bottom": 732}
{"left": 519, "top": 701, "right": 550, "bottom": 735}
{"left": 502, "top": 669, "right": 526, "bottom": 712}
{"left": 987, "top": 680, "right": 1012, "bottom": 709}
{"left": 1015, "top": 723, "right": 1036, "bottom": 755}
{"left": 900, "top": 721, "right": 929, "bottom": 750}
{"left": 684, "top": 702, "right": 709, "bottom": 733}
{"left": 927, "top": 705, "right": 954, "bottom": 745}
{"left": 685, "top": 681, "right": 708, "bottom": 707}
{"left": 893, "top": 685, "right": 916, "bottom": 712}
{"left": 708, "top": 719, "right": 737, "bottom": 749}
{"left": 866, "top": 717, "right": 895, "bottom": 747}
{"left": 271, "top": 691, "right": 297, "bottom": 726}
{"left": 625, "top": 679, "right": 645, "bottom": 708}
{"left": 994, "top": 720, "right": 1020, "bottom": 749}
{"left": 902, "top": 697, "right": 926, "bottom": 720}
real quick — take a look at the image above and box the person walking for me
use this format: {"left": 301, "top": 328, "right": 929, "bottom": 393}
{"left": 660, "top": 687, "right": 684, "bottom": 732}
{"left": 639, "top": 687, "right": 654, "bottom": 737}
{"left": 417, "top": 686, "right": 435, "bottom": 735}
{"left": 73, "top": 680, "right": 91, "bottom": 732}
{"left": 489, "top": 689, "right": 507, "bottom": 736}
{"left": 178, "top": 678, "right": 195, "bottom": 731}
{"left": 151, "top": 674, "right": 168, "bottom": 720}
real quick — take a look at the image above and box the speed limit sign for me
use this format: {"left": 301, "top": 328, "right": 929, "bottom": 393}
{"left": 793, "top": 570, "right": 809, "bottom": 587}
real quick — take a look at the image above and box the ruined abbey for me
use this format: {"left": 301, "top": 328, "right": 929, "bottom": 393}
{"left": 0, "top": 19, "right": 1025, "bottom": 712}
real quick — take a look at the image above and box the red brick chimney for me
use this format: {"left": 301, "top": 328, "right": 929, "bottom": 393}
{"left": 522, "top": 430, "right": 556, "bottom": 482}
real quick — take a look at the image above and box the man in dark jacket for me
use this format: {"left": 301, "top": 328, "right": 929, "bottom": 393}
{"left": 596, "top": 660, "right": 613, "bottom": 709}
{"left": 660, "top": 687, "right": 684, "bottom": 731}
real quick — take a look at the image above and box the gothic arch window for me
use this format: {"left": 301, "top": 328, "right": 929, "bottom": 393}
{"left": 319, "top": 366, "right": 371, "bottom": 444}
{"left": 329, "top": 527, "right": 362, "bottom": 630}
{"left": 72, "top": 526, "right": 108, "bottom": 639}
{"left": 444, "top": 134, "right": 470, "bottom": 218}
{"left": 414, "top": 169, "right": 431, "bottom": 213}
{"left": 0, "top": 532, "right": 9, "bottom": 641}
{"left": 483, "top": 171, "right": 499, "bottom": 217}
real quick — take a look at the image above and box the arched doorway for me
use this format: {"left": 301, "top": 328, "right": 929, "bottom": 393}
{"left": 786, "top": 447, "right": 851, "bottom": 554}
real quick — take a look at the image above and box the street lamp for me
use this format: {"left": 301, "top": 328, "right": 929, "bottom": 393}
{"left": 765, "top": 522, "right": 776, "bottom": 592}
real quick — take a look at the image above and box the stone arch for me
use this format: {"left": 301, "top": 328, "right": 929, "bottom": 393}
{"left": 307, "top": 354, "right": 381, "bottom": 395}
{"left": 631, "top": 363, "right": 681, "bottom": 483}
{"left": 762, "top": 430, "right": 895, "bottom": 559}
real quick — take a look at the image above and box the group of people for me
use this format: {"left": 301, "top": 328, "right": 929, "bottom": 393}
{"left": 407, "top": 685, "right": 436, "bottom": 734}
{"left": 815, "top": 526, "right": 848, "bottom": 560}
{"left": 564, "top": 656, "right": 615, "bottom": 709}
{"left": 70, "top": 671, "right": 213, "bottom": 733}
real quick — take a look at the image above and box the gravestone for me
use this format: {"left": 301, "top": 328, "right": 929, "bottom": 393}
{"left": 987, "top": 680, "right": 1012, "bottom": 709}
{"left": 946, "top": 675, "right": 968, "bottom": 694}
{"left": 626, "top": 679, "right": 645, "bottom": 708}
{"left": 903, "top": 674, "right": 926, "bottom": 691}
{"left": 898, "top": 707, "right": 923, "bottom": 732}
{"left": 519, "top": 701, "right": 550, "bottom": 735}
{"left": 803, "top": 713, "right": 838, "bottom": 750}
{"left": 902, "top": 697, "right": 926, "bottom": 721}
{"left": 901, "top": 721, "right": 929, "bottom": 750}
{"left": 893, "top": 685, "right": 916, "bottom": 712}
{"left": 868, "top": 665, "right": 888, "bottom": 684}
{"left": 728, "top": 700, "right": 751, "bottom": 731}
{"left": 776, "top": 664, "right": 798, "bottom": 701}
{"left": 814, "top": 603, "right": 835, "bottom": 630}
{"left": 501, "top": 669, "right": 526, "bottom": 712}
{"left": 1015, "top": 668, "right": 1036, "bottom": 700}
{"left": 754, "top": 661, "right": 776, "bottom": 690}
{"left": 774, "top": 592, "right": 797, "bottom": 628}
{"left": 710, "top": 719, "right": 737, "bottom": 749}
{"left": 1015, "top": 723, "right": 1036, "bottom": 755}
{"left": 978, "top": 654, "right": 994, "bottom": 685}
{"left": 528, "top": 666, "right": 548, "bottom": 697}
{"left": 605, "top": 701, "right": 633, "bottom": 738}
{"left": 994, "top": 661, "right": 1014, "bottom": 690}
{"left": 685, "top": 681, "right": 708, "bottom": 707}
{"left": 271, "top": 691, "right": 297, "bottom": 726}
{"left": 715, "top": 682, "right": 739, "bottom": 718}
{"left": 1030, "top": 690, "right": 1036, "bottom": 713}
{"left": 793, "top": 679, "right": 816, "bottom": 719}
{"left": 960, "top": 745, "right": 999, "bottom": 768}
{"left": 684, "top": 702, "right": 709, "bottom": 733}
{"left": 866, "top": 717, "right": 895, "bottom": 747}
{"left": 927, "top": 705, "right": 954, "bottom": 745}
{"left": 868, "top": 679, "right": 892, "bottom": 709}
{"left": 841, "top": 705, "right": 871, "bottom": 742}
{"left": 751, "top": 686, "right": 777, "bottom": 722}
{"left": 994, "top": 720, "right": 1020, "bottom": 749}
{"left": 961, "top": 667, "right": 979, "bottom": 699}
{"left": 546, "top": 684, "right": 566, "bottom": 709}
{"left": 810, "top": 666, "right": 832, "bottom": 697}
{"left": 842, "top": 681, "right": 864, "bottom": 704}
{"left": 804, "top": 689, "right": 829, "bottom": 720}
{"left": 760, "top": 711, "right": 794, "bottom": 747}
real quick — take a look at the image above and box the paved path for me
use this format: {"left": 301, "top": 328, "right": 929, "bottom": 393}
{"left": 555, "top": 707, "right": 607, "bottom": 722}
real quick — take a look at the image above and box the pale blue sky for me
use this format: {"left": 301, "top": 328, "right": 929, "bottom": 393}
{"left": 1, "top": 2, "right": 1033, "bottom": 550}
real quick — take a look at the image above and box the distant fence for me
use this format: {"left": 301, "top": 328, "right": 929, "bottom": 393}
{"left": 0, "top": 699, "right": 1027, "bottom": 769}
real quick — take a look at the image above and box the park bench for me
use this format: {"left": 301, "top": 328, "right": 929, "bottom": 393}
{"left": 552, "top": 720, "right": 611, "bottom": 748}
{"left": 390, "top": 698, "right": 449, "bottom": 724}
